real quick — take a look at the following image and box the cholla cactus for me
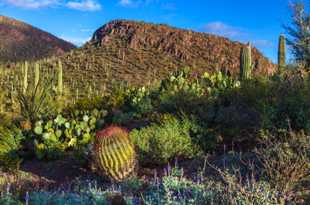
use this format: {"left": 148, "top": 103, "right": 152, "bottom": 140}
{"left": 94, "top": 126, "right": 136, "bottom": 181}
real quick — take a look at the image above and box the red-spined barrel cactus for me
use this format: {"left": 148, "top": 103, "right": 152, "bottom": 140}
{"left": 94, "top": 126, "right": 136, "bottom": 181}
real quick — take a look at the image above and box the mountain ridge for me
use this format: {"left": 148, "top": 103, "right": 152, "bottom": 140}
{"left": 0, "top": 15, "right": 76, "bottom": 62}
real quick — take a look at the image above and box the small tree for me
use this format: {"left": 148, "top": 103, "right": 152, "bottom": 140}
{"left": 285, "top": 2, "right": 310, "bottom": 69}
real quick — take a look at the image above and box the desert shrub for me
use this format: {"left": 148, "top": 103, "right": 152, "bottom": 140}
{"left": 0, "top": 192, "right": 21, "bottom": 205}
{"left": 201, "top": 72, "right": 310, "bottom": 150}
{"left": 255, "top": 130, "right": 310, "bottom": 203}
{"left": 238, "top": 72, "right": 310, "bottom": 132}
{"left": 141, "top": 166, "right": 283, "bottom": 205}
{"left": 0, "top": 125, "right": 24, "bottom": 171}
{"left": 130, "top": 115, "right": 201, "bottom": 165}
{"left": 64, "top": 96, "right": 105, "bottom": 113}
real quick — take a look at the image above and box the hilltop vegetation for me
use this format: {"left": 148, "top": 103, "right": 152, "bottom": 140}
{"left": 55, "top": 20, "right": 275, "bottom": 90}
{"left": 0, "top": 15, "right": 75, "bottom": 62}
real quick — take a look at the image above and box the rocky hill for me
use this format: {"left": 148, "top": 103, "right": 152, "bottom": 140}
{"left": 0, "top": 15, "right": 76, "bottom": 62}
{"left": 59, "top": 20, "right": 275, "bottom": 90}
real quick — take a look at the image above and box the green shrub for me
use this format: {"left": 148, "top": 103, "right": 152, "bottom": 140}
{"left": 130, "top": 116, "right": 201, "bottom": 165}
{"left": 0, "top": 125, "right": 24, "bottom": 171}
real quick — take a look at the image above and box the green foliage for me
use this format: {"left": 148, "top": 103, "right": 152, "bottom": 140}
{"left": 31, "top": 109, "right": 105, "bottom": 160}
{"left": 94, "top": 126, "right": 136, "bottom": 181}
{"left": 130, "top": 115, "right": 201, "bottom": 165}
{"left": 202, "top": 71, "right": 240, "bottom": 97}
{"left": 17, "top": 75, "right": 55, "bottom": 124}
{"left": 0, "top": 124, "right": 24, "bottom": 171}
{"left": 158, "top": 68, "right": 204, "bottom": 112}
{"left": 285, "top": 2, "right": 310, "bottom": 69}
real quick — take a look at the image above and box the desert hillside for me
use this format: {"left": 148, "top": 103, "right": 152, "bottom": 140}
{"left": 59, "top": 20, "right": 275, "bottom": 89}
{"left": 0, "top": 15, "right": 76, "bottom": 62}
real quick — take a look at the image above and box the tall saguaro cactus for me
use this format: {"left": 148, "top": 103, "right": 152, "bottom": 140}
{"left": 57, "top": 60, "right": 63, "bottom": 96}
{"left": 23, "top": 61, "right": 28, "bottom": 94}
{"left": 240, "top": 43, "right": 253, "bottom": 80}
{"left": 278, "top": 34, "right": 286, "bottom": 73}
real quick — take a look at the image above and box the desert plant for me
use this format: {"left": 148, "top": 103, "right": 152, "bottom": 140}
{"left": 130, "top": 116, "right": 201, "bottom": 165}
{"left": 93, "top": 126, "right": 136, "bottom": 182}
{"left": 17, "top": 76, "right": 55, "bottom": 125}
{"left": 32, "top": 109, "right": 104, "bottom": 159}
{"left": 240, "top": 43, "right": 253, "bottom": 80}
{"left": 23, "top": 61, "right": 28, "bottom": 94}
{"left": 34, "top": 62, "right": 40, "bottom": 88}
{"left": 278, "top": 34, "right": 286, "bottom": 73}
{"left": 285, "top": 2, "right": 310, "bottom": 69}
{"left": 57, "top": 60, "right": 63, "bottom": 96}
{"left": 255, "top": 130, "right": 310, "bottom": 204}
{"left": 0, "top": 124, "right": 24, "bottom": 171}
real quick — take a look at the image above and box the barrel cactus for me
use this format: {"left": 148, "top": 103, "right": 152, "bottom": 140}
{"left": 93, "top": 126, "right": 136, "bottom": 181}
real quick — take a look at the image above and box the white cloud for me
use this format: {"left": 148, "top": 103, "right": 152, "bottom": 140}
{"left": 2, "top": 0, "right": 59, "bottom": 9}
{"left": 1, "top": 0, "right": 101, "bottom": 11}
{"left": 119, "top": 0, "right": 154, "bottom": 8}
{"left": 204, "top": 21, "right": 244, "bottom": 39}
{"left": 119, "top": 0, "right": 132, "bottom": 6}
{"left": 66, "top": 0, "right": 101, "bottom": 11}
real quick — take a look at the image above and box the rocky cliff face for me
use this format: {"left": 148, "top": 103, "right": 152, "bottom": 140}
{"left": 0, "top": 15, "right": 76, "bottom": 62}
{"left": 90, "top": 20, "right": 275, "bottom": 76}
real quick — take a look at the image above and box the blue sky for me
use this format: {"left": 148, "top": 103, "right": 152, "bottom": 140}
{"left": 0, "top": 0, "right": 296, "bottom": 62}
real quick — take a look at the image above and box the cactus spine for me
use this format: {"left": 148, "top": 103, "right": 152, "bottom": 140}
{"left": 278, "top": 34, "right": 286, "bottom": 73}
{"left": 240, "top": 43, "right": 252, "bottom": 80}
{"left": 57, "top": 60, "right": 63, "bottom": 95}
{"left": 23, "top": 61, "right": 28, "bottom": 94}
{"left": 34, "top": 63, "right": 40, "bottom": 88}
{"left": 94, "top": 126, "right": 136, "bottom": 181}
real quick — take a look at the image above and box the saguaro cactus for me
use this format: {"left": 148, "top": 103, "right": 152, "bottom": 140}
{"left": 57, "top": 60, "right": 63, "bottom": 95}
{"left": 240, "top": 43, "right": 253, "bottom": 80}
{"left": 278, "top": 34, "right": 286, "bottom": 73}
{"left": 94, "top": 126, "right": 136, "bottom": 181}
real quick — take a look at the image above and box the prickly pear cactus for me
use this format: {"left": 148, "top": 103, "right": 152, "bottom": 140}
{"left": 94, "top": 126, "right": 136, "bottom": 181}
